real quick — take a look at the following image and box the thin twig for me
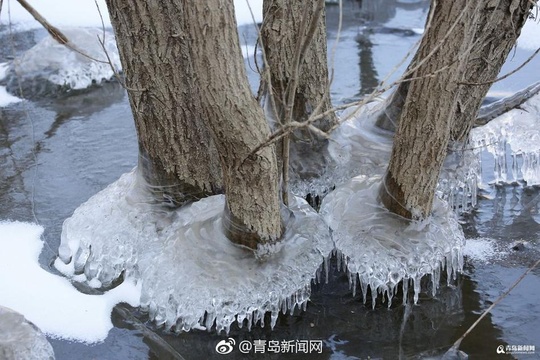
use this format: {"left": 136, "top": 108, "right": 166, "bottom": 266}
{"left": 459, "top": 47, "right": 540, "bottom": 86}
{"left": 15, "top": 0, "right": 109, "bottom": 64}
{"left": 15, "top": 0, "right": 68, "bottom": 44}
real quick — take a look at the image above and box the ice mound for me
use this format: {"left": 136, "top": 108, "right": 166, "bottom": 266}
{"left": 3, "top": 28, "right": 120, "bottom": 98}
{"left": 0, "top": 306, "right": 55, "bottom": 360}
{"left": 320, "top": 175, "right": 465, "bottom": 306}
{"left": 470, "top": 92, "right": 540, "bottom": 185}
{"left": 56, "top": 169, "right": 334, "bottom": 334}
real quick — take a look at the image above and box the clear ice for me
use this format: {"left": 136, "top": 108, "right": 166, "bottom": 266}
{"left": 56, "top": 169, "right": 334, "bottom": 334}
{"left": 4, "top": 28, "right": 120, "bottom": 96}
{"left": 470, "top": 92, "right": 540, "bottom": 186}
{"left": 320, "top": 175, "right": 465, "bottom": 306}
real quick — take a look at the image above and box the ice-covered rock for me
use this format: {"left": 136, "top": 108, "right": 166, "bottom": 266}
{"left": 471, "top": 92, "right": 540, "bottom": 186}
{"left": 0, "top": 306, "right": 55, "bottom": 360}
{"left": 320, "top": 175, "right": 465, "bottom": 306}
{"left": 56, "top": 169, "right": 334, "bottom": 334}
{"left": 2, "top": 28, "right": 120, "bottom": 98}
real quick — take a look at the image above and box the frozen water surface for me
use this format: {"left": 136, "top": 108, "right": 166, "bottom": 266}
{"left": 57, "top": 169, "right": 334, "bottom": 334}
{"left": 320, "top": 175, "right": 465, "bottom": 306}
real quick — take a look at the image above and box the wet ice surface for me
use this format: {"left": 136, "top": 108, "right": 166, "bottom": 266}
{"left": 57, "top": 170, "right": 334, "bottom": 334}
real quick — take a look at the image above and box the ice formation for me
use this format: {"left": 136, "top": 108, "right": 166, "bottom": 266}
{"left": 3, "top": 28, "right": 120, "bottom": 97}
{"left": 294, "top": 101, "right": 479, "bottom": 213}
{"left": 0, "top": 306, "right": 55, "bottom": 360}
{"left": 56, "top": 169, "right": 334, "bottom": 334}
{"left": 470, "top": 92, "right": 540, "bottom": 186}
{"left": 320, "top": 175, "right": 465, "bottom": 306}
{"left": 0, "top": 63, "right": 23, "bottom": 107}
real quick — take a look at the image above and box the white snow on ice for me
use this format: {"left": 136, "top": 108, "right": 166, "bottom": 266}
{"left": 0, "top": 221, "right": 141, "bottom": 343}
{"left": 463, "top": 238, "right": 499, "bottom": 263}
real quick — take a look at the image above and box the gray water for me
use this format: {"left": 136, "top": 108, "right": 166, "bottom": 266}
{"left": 1, "top": 1, "right": 540, "bottom": 359}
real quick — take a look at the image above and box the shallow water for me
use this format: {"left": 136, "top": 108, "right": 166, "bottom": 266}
{"left": 1, "top": 1, "right": 540, "bottom": 359}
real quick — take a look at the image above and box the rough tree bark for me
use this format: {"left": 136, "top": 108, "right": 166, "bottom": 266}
{"left": 451, "top": 0, "right": 533, "bottom": 142}
{"left": 107, "top": 0, "right": 282, "bottom": 248}
{"left": 379, "top": 0, "right": 533, "bottom": 219}
{"left": 105, "top": 0, "right": 223, "bottom": 206}
{"left": 376, "top": 0, "right": 534, "bottom": 137}
{"left": 260, "top": 0, "right": 336, "bottom": 134}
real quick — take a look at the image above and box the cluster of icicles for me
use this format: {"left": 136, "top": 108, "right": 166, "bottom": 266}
{"left": 55, "top": 93, "right": 540, "bottom": 334}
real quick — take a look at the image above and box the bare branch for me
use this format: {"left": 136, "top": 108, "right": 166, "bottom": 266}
{"left": 15, "top": 0, "right": 110, "bottom": 64}
{"left": 15, "top": 0, "right": 68, "bottom": 44}
{"left": 476, "top": 80, "right": 540, "bottom": 126}
{"left": 458, "top": 47, "right": 540, "bottom": 86}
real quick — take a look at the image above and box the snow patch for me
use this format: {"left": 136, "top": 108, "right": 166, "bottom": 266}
{"left": 464, "top": 238, "right": 506, "bottom": 263}
{"left": 0, "top": 221, "right": 141, "bottom": 344}
{"left": 0, "top": 86, "right": 22, "bottom": 107}
{"left": 0, "top": 0, "right": 263, "bottom": 30}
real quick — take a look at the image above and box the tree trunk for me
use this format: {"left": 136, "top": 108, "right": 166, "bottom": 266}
{"left": 184, "top": 0, "right": 283, "bottom": 248}
{"left": 375, "top": 0, "right": 532, "bottom": 139}
{"left": 106, "top": 0, "right": 283, "bottom": 249}
{"left": 380, "top": 0, "right": 533, "bottom": 219}
{"left": 260, "top": 0, "right": 336, "bottom": 135}
{"left": 106, "top": 0, "right": 223, "bottom": 206}
{"left": 451, "top": 0, "right": 532, "bottom": 142}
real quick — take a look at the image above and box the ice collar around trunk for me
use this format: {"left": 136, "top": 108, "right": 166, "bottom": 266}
{"left": 320, "top": 175, "right": 465, "bottom": 306}
{"left": 56, "top": 169, "right": 334, "bottom": 334}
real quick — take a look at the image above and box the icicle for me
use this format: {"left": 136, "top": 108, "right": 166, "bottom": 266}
{"left": 402, "top": 278, "right": 409, "bottom": 305}
{"left": 413, "top": 275, "right": 421, "bottom": 304}
{"left": 324, "top": 256, "right": 330, "bottom": 284}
